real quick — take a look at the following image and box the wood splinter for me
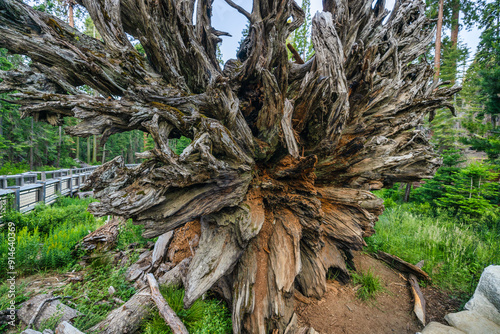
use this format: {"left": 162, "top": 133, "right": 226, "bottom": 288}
{"left": 146, "top": 273, "right": 189, "bottom": 334}
{"left": 409, "top": 260, "right": 426, "bottom": 326}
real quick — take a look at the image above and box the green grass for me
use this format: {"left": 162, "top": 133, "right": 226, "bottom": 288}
{"left": 2, "top": 196, "right": 97, "bottom": 235}
{"left": 0, "top": 197, "right": 102, "bottom": 278}
{"left": 351, "top": 269, "right": 384, "bottom": 301}
{"left": 366, "top": 203, "right": 500, "bottom": 295}
{"left": 116, "top": 218, "right": 148, "bottom": 251}
{"left": 142, "top": 287, "right": 232, "bottom": 334}
{"left": 56, "top": 259, "right": 136, "bottom": 331}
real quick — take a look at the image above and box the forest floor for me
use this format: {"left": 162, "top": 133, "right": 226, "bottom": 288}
{"left": 295, "top": 252, "right": 462, "bottom": 334}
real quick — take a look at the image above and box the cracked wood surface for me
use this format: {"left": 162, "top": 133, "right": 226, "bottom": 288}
{"left": 0, "top": 0, "right": 458, "bottom": 332}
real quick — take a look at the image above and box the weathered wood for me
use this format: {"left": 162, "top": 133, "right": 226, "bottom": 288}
{"left": 409, "top": 260, "right": 426, "bottom": 326}
{"left": 89, "top": 288, "right": 152, "bottom": 334}
{"left": 78, "top": 216, "right": 122, "bottom": 251}
{"left": 26, "top": 296, "right": 71, "bottom": 329}
{"left": 151, "top": 231, "right": 174, "bottom": 269}
{"left": 18, "top": 295, "right": 81, "bottom": 330}
{"left": 158, "top": 257, "right": 192, "bottom": 287}
{"left": 146, "top": 273, "right": 189, "bottom": 334}
{"left": 0, "top": 0, "right": 457, "bottom": 331}
{"left": 375, "top": 251, "right": 431, "bottom": 282}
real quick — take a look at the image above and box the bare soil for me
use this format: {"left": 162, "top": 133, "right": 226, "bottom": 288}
{"left": 295, "top": 252, "right": 461, "bottom": 334}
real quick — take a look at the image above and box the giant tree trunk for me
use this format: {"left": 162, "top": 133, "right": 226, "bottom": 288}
{"left": 0, "top": 0, "right": 458, "bottom": 332}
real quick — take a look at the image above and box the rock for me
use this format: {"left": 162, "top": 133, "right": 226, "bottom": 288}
{"left": 55, "top": 321, "right": 85, "bottom": 334}
{"left": 108, "top": 286, "right": 115, "bottom": 296}
{"left": 42, "top": 330, "right": 54, "bottom": 334}
{"left": 420, "top": 322, "right": 465, "bottom": 334}
{"left": 465, "top": 265, "right": 500, "bottom": 326}
{"left": 444, "top": 310, "right": 500, "bottom": 334}
{"left": 21, "top": 330, "right": 42, "bottom": 334}
{"left": 18, "top": 295, "right": 83, "bottom": 329}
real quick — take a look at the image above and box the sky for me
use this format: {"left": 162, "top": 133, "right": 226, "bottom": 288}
{"left": 212, "top": 0, "right": 483, "bottom": 64}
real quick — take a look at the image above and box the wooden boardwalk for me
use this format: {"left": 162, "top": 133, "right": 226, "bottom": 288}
{"left": 0, "top": 165, "right": 137, "bottom": 218}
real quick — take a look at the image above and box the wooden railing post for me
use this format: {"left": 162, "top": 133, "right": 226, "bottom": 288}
{"left": 14, "top": 187, "right": 20, "bottom": 211}
{"left": 69, "top": 168, "right": 74, "bottom": 195}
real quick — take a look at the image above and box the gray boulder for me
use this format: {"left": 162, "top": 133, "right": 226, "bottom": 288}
{"left": 444, "top": 310, "right": 500, "bottom": 334}
{"left": 465, "top": 265, "right": 500, "bottom": 326}
{"left": 420, "top": 322, "right": 465, "bottom": 334}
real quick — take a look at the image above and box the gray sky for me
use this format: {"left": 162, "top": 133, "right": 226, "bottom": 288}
{"left": 214, "top": 0, "right": 482, "bottom": 64}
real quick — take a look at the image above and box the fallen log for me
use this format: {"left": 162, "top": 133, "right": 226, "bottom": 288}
{"left": 158, "top": 257, "right": 191, "bottom": 287}
{"left": 146, "top": 273, "right": 188, "bottom": 334}
{"left": 18, "top": 294, "right": 81, "bottom": 330}
{"left": 78, "top": 216, "right": 122, "bottom": 252}
{"left": 89, "top": 288, "right": 152, "bottom": 334}
{"left": 374, "top": 251, "right": 431, "bottom": 282}
{"left": 27, "top": 296, "right": 71, "bottom": 329}
{"left": 409, "top": 260, "right": 426, "bottom": 326}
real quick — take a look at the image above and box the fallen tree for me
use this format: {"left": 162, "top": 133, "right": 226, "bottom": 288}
{"left": 0, "top": 0, "right": 458, "bottom": 332}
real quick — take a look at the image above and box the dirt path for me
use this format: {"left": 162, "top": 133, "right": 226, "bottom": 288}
{"left": 295, "top": 252, "right": 460, "bottom": 334}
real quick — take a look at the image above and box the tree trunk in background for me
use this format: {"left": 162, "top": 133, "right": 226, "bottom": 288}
{"left": 68, "top": 0, "right": 78, "bottom": 162}
{"left": 76, "top": 137, "right": 79, "bottom": 161}
{"left": 29, "top": 118, "right": 34, "bottom": 170}
{"left": 68, "top": 2, "right": 74, "bottom": 28}
{"left": 92, "top": 134, "right": 97, "bottom": 163}
{"left": 450, "top": 0, "right": 460, "bottom": 48}
{"left": 434, "top": 0, "right": 445, "bottom": 80}
{"left": 450, "top": 0, "right": 460, "bottom": 85}
{"left": 404, "top": 183, "right": 412, "bottom": 202}
{"left": 128, "top": 132, "right": 133, "bottom": 164}
{"left": 101, "top": 143, "right": 106, "bottom": 163}
{"left": 57, "top": 125, "right": 61, "bottom": 167}
{"left": 0, "top": 0, "right": 459, "bottom": 331}
{"left": 87, "top": 137, "right": 91, "bottom": 165}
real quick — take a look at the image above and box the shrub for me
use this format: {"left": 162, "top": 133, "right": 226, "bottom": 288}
{"left": 366, "top": 204, "right": 500, "bottom": 294}
{"left": 1, "top": 197, "right": 96, "bottom": 236}
{"left": 0, "top": 197, "right": 101, "bottom": 278}
{"left": 351, "top": 269, "right": 383, "bottom": 301}
{"left": 60, "top": 260, "right": 136, "bottom": 331}
{"left": 142, "top": 287, "right": 232, "bottom": 334}
{"left": 116, "top": 218, "right": 148, "bottom": 250}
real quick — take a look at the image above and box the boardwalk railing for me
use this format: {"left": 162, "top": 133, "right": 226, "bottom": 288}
{"left": 0, "top": 164, "right": 138, "bottom": 218}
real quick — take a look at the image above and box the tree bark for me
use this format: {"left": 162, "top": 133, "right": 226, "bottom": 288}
{"left": 147, "top": 273, "right": 189, "bottom": 334}
{"left": 87, "top": 137, "right": 91, "bottom": 165}
{"left": 89, "top": 289, "right": 152, "bottom": 334}
{"left": 0, "top": 0, "right": 458, "bottom": 332}
{"left": 434, "top": 0, "right": 445, "bottom": 80}
{"left": 450, "top": 0, "right": 460, "bottom": 48}
{"left": 404, "top": 183, "right": 411, "bottom": 202}
{"left": 450, "top": 0, "right": 460, "bottom": 85}
{"left": 30, "top": 118, "right": 34, "bottom": 170}
{"left": 92, "top": 134, "right": 97, "bottom": 163}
